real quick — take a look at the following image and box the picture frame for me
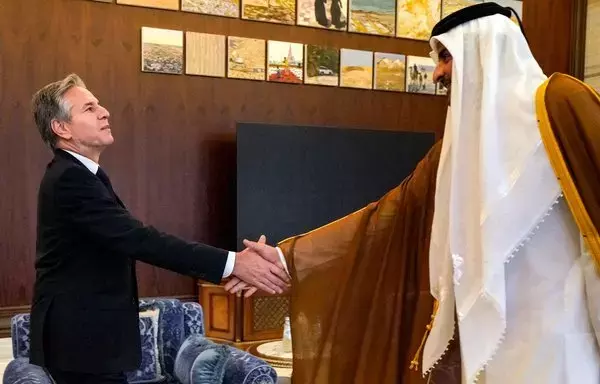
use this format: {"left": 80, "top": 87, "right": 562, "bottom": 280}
{"left": 116, "top": 0, "right": 179, "bottom": 11}
{"left": 140, "top": 27, "right": 184, "bottom": 75}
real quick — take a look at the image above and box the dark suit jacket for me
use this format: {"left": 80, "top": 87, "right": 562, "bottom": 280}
{"left": 30, "top": 149, "right": 228, "bottom": 373}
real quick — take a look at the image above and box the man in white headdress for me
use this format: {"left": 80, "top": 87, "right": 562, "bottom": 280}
{"left": 228, "top": 3, "right": 600, "bottom": 383}
{"left": 422, "top": 3, "right": 600, "bottom": 383}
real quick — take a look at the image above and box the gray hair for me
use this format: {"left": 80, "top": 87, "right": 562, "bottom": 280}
{"left": 32, "top": 73, "right": 87, "bottom": 149}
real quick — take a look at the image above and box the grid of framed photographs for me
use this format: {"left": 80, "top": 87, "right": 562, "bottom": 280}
{"left": 93, "top": 0, "right": 522, "bottom": 41}
{"left": 140, "top": 26, "right": 447, "bottom": 95}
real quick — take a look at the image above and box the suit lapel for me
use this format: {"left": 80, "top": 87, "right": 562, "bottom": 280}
{"left": 54, "top": 150, "right": 126, "bottom": 209}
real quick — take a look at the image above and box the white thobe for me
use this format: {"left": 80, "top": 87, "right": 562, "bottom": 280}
{"left": 479, "top": 199, "right": 600, "bottom": 383}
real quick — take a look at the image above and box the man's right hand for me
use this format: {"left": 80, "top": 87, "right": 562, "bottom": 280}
{"left": 232, "top": 236, "right": 290, "bottom": 294}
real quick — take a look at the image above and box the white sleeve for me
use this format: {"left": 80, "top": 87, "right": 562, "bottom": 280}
{"left": 581, "top": 237, "right": 600, "bottom": 344}
{"left": 222, "top": 251, "right": 236, "bottom": 278}
{"left": 276, "top": 247, "right": 290, "bottom": 277}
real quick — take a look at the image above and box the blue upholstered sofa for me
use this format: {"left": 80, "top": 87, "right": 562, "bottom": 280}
{"left": 3, "top": 298, "right": 277, "bottom": 384}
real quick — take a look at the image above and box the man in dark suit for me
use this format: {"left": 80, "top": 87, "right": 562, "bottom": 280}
{"left": 28, "top": 73, "right": 290, "bottom": 384}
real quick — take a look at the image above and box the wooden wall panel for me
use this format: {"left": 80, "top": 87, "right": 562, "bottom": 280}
{"left": 522, "top": 0, "right": 576, "bottom": 76}
{"left": 0, "top": 0, "right": 446, "bottom": 314}
{"left": 0, "top": 0, "right": 577, "bottom": 327}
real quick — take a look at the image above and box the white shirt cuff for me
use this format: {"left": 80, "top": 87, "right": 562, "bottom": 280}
{"left": 276, "top": 247, "right": 290, "bottom": 276}
{"left": 222, "top": 251, "right": 236, "bottom": 278}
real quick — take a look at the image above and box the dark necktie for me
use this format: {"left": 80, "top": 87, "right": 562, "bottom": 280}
{"left": 96, "top": 167, "right": 113, "bottom": 192}
{"left": 96, "top": 167, "right": 124, "bottom": 207}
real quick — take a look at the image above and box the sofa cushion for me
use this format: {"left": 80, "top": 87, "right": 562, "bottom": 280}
{"left": 3, "top": 357, "right": 54, "bottom": 384}
{"left": 11, "top": 314, "right": 30, "bottom": 359}
{"left": 175, "top": 335, "right": 230, "bottom": 384}
{"left": 127, "top": 308, "right": 164, "bottom": 384}
{"left": 139, "top": 298, "right": 185, "bottom": 382}
{"left": 189, "top": 346, "right": 230, "bottom": 384}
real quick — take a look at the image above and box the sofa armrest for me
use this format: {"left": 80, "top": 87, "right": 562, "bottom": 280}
{"left": 181, "top": 302, "right": 205, "bottom": 337}
{"left": 10, "top": 314, "right": 30, "bottom": 359}
{"left": 2, "top": 357, "right": 54, "bottom": 384}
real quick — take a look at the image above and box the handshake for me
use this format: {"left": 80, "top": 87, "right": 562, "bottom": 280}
{"left": 225, "top": 235, "right": 291, "bottom": 298}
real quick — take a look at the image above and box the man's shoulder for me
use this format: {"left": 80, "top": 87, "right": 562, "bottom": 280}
{"left": 544, "top": 73, "right": 596, "bottom": 102}
{"left": 42, "top": 152, "right": 95, "bottom": 189}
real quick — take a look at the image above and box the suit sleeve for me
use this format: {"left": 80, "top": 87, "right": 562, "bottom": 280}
{"left": 54, "top": 166, "right": 228, "bottom": 284}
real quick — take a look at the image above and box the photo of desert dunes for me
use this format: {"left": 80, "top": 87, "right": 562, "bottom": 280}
{"left": 340, "top": 49, "right": 373, "bottom": 89}
{"left": 375, "top": 52, "right": 406, "bottom": 91}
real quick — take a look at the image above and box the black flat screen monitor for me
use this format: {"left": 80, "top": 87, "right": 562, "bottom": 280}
{"left": 236, "top": 123, "right": 436, "bottom": 249}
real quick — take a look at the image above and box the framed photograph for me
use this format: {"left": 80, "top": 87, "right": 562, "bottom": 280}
{"left": 374, "top": 52, "right": 406, "bottom": 92}
{"left": 440, "top": 0, "right": 520, "bottom": 19}
{"left": 297, "top": 0, "right": 348, "bottom": 30}
{"left": 304, "top": 45, "right": 340, "bottom": 86}
{"left": 181, "top": 0, "right": 240, "bottom": 18}
{"left": 396, "top": 0, "right": 441, "bottom": 40}
{"left": 441, "top": 0, "right": 481, "bottom": 18}
{"left": 242, "top": 0, "right": 295, "bottom": 25}
{"left": 186, "top": 32, "right": 226, "bottom": 77}
{"left": 267, "top": 41, "right": 304, "bottom": 84}
{"left": 340, "top": 49, "right": 373, "bottom": 89}
{"left": 227, "top": 37, "right": 266, "bottom": 81}
{"left": 117, "top": 0, "right": 179, "bottom": 11}
{"left": 141, "top": 27, "right": 183, "bottom": 75}
{"left": 406, "top": 56, "right": 436, "bottom": 94}
{"left": 348, "top": 0, "right": 396, "bottom": 36}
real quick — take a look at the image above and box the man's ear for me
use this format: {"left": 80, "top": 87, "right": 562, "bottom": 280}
{"left": 51, "top": 119, "right": 71, "bottom": 140}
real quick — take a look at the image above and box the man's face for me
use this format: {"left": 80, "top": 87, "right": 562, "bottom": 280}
{"left": 433, "top": 45, "right": 453, "bottom": 94}
{"left": 53, "top": 86, "right": 113, "bottom": 150}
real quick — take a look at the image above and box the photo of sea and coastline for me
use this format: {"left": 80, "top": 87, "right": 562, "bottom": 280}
{"left": 348, "top": 0, "right": 396, "bottom": 36}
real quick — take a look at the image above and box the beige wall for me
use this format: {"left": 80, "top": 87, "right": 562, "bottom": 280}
{"left": 585, "top": 0, "right": 600, "bottom": 90}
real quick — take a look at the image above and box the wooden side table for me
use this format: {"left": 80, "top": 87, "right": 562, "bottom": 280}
{"left": 197, "top": 281, "right": 290, "bottom": 342}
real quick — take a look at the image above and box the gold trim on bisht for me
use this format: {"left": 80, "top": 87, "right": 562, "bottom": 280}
{"left": 410, "top": 300, "right": 439, "bottom": 371}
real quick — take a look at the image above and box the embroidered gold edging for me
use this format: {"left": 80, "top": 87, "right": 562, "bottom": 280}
{"left": 410, "top": 299, "right": 440, "bottom": 371}
{"left": 535, "top": 74, "right": 600, "bottom": 274}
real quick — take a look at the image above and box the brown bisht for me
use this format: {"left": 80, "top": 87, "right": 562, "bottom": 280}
{"left": 277, "top": 142, "right": 442, "bottom": 384}
{"left": 276, "top": 73, "right": 600, "bottom": 384}
{"left": 536, "top": 73, "right": 600, "bottom": 270}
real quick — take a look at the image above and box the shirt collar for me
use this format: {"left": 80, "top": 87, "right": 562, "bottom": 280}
{"left": 62, "top": 149, "right": 100, "bottom": 175}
